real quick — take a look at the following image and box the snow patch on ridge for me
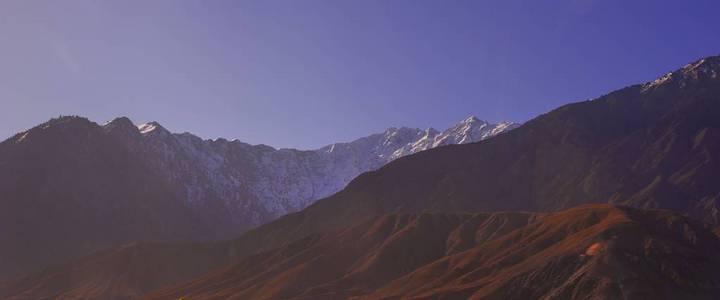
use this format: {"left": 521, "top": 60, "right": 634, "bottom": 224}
{"left": 15, "top": 131, "right": 29, "bottom": 143}
{"left": 643, "top": 56, "right": 720, "bottom": 92}
{"left": 95, "top": 115, "right": 520, "bottom": 231}
{"left": 138, "top": 122, "right": 160, "bottom": 134}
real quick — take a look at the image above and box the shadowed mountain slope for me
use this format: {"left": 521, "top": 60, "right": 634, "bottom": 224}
{"left": 0, "top": 241, "right": 230, "bottom": 300}
{"left": 143, "top": 205, "right": 720, "bottom": 300}
{"left": 0, "top": 117, "right": 210, "bottom": 282}
{"left": 0, "top": 115, "right": 514, "bottom": 282}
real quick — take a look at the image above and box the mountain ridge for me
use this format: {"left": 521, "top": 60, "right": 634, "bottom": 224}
{"left": 9, "top": 114, "right": 518, "bottom": 235}
{"left": 3, "top": 54, "right": 720, "bottom": 298}
{"left": 0, "top": 114, "right": 516, "bottom": 281}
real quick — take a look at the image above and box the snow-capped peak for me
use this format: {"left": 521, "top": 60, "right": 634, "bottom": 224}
{"left": 388, "top": 117, "right": 518, "bottom": 160}
{"left": 461, "top": 115, "right": 484, "bottom": 125}
{"left": 32, "top": 114, "right": 519, "bottom": 234}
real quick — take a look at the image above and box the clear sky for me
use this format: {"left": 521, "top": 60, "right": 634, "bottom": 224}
{"left": 1, "top": 0, "right": 719, "bottom": 149}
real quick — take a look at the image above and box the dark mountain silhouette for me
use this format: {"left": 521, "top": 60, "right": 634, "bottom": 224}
{"left": 0, "top": 116, "right": 212, "bottom": 281}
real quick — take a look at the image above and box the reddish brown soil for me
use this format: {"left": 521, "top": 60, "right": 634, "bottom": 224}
{"left": 142, "top": 205, "right": 720, "bottom": 300}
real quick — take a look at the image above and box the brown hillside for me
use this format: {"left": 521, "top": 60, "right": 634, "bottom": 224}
{"left": 144, "top": 205, "right": 720, "bottom": 300}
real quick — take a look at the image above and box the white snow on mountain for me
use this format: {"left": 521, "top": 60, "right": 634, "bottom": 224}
{"left": 103, "top": 116, "right": 519, "bottom": 232}
{"left": 389, "top": 116, "right": 518, "bottom": 160}
{"left": 138, "top": 123, "right": 158, "bottom": 134}
{"left": 642, "top": 56, "right": 720, "bottom": 92}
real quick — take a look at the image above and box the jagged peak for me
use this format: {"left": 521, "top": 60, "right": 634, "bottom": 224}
{"left": 451, "top": 116, "right": 491, "bottom": 132}
{"left": 105, "top": 116, "right": 133, "bottom": 126}
{"left": 461, "top": 115, "right": 485, "bottom": 124}
{"left": 101, "top": 117, "right": 143, "bottom": 140}
{"left": 103, "top": 117, "right": 136, "bottom": 131}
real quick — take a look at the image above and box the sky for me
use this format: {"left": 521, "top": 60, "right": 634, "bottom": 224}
{"left": 1, "top": 0, "right": 720, "bottom": 149}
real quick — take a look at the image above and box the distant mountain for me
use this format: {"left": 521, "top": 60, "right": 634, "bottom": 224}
{"left": 118, "top": 115, "right": 517, "bottom": 232}
{"left": 0, "top": 114, "right": 515, "bottom": 281}
{"left": 4, "top": 55, "right": 720, "bottom": 299}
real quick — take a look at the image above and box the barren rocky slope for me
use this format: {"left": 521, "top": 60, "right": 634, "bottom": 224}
{"left": 143, "top": 205, "right": 720, "bottom": 299}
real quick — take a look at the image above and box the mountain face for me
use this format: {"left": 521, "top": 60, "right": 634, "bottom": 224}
{"left": 129, "top": 116, "right": 517, "bottom": 228}
{"left": 235, "top": 55, "right": 720, "bottom": 248}
{"left": 100, "top": 115, "right": 517, "bottom": 237}
{"left": 0, "top": 117, "right": 210, "bottom": 282}
{"left": 0, "top": 115, "right": 515, "bottom": 281}
{"left": 142, "top": 205, "right": 720, "bottom": 300}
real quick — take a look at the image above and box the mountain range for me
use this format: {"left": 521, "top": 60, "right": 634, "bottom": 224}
{"left": 118, "top": 115, "right": 517, "bottom": 234}
{"left": 2, "top": 54, "right": 720, "bottom": 299}
{"left": 0, "top": 114, "right": 516, "bottom": 282}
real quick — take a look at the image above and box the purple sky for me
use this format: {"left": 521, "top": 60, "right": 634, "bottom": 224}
{"left": 1, "top": 0, "right": 719, "bottom": 149}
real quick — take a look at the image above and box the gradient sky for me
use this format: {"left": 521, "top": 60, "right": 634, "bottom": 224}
{"left": 1, "top": 0, "right": 719, "bottom": 149}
